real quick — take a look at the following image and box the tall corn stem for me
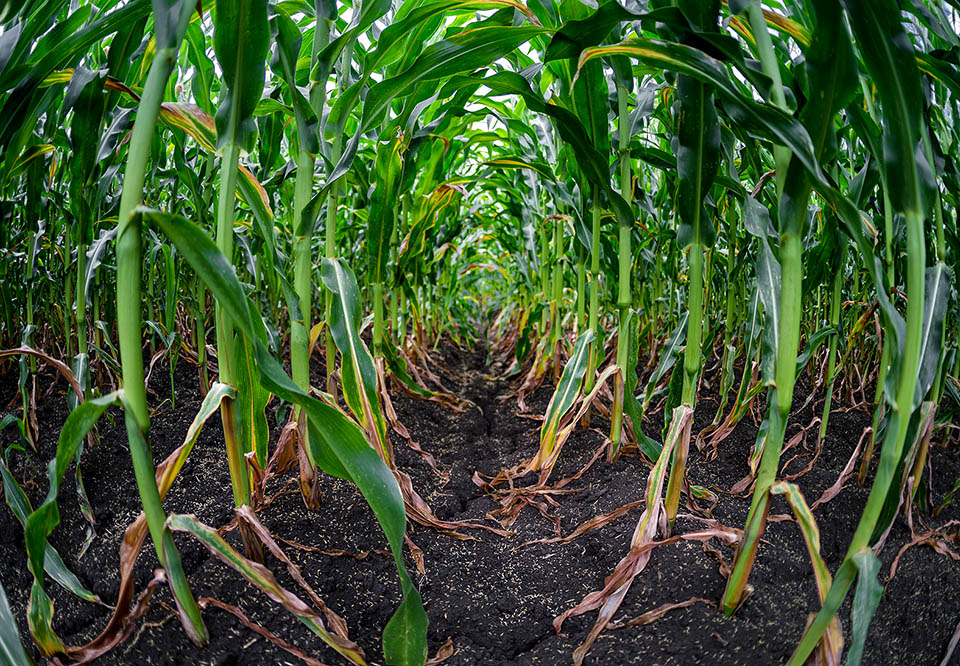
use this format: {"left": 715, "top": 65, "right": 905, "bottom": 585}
{"left": 790, "top": 210, "right": 926, "bottom": 664}
{"left": 214, "top": 142, "right": 250, "bottom": 510}
{"left": 584, "top": 189, "right": 601, "bottom": 402}
{"left": 609, "top": 85, "right": 632, "bottom": 460}
{"left": 115, "top": 0, "right": 206, "bottom": 642}
{"left": 721, "top": 8, "right": 800, "bottom": 613}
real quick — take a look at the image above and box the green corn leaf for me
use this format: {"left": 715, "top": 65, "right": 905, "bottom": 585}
{"left": 572, "top": 57, "right": 610, "bottom": 160}
{"left": 756, "top": 235, "right": 781, "bottom": 384}
{"left": 64, "top": 67, "right": 107, "bottom": 190}
{"left": 167, "top": 513, "right": 369, "bottom": 665}
{"left": 916, "top": 263, "right": 951, "bottom": 405}
{"left": 0, "top": 0, "right": 152, "bottom": 174}
{"left": 795, "top": 326, "right": 837, "bottom": 375}
{"left": 622, "top": 311, "right": 662, "bottom": 461}
{"left": 437, "top": 71, "right": 634, "bottom": 228}
{"left": 311, "top": 0, "right": 391, "bottom": 87}
{"left": 270, "top": 12, "right": 319, "bottom": 156}
{"left": 641, "top": 313, "right": 688, "bottom": 411}
{"left": 397, "top": 184, "right": 465, "bottom": 276}
{"left": 0, "top": 459, "right": 100, "bottom": 605}
{"left": 185, "top": 19, "right": 215, "bottom": 114}
{"left": 361, "top": 24, "right": 550, "bottom": 133}
{"left": 26, "top": 583, "right": 61, "bottom": 657}
{"left": 160, "top": 383, "right": 237, "bottom": 495}
{"left": 367, "top": 136, "right": 404, "bottom": 287}
{"left": 482, "top": 156, "right": 557, "bottom": 182}
{"left": 577, "top": 39, "right": 824, "bottom": 183}
{"left": 538, "top": 329, "right": 595, "bottom": 463}
{"left": 742, "top": 195, "right": 776, "bottom": 240}
{"left": 321, "top": 258, "right": 389, "bottom": 456}
{"left": 140, "top": 208, "right": 427, "bottom": 666}
{"left": 675, "top": 75, "right": 720, "bottom": 249}
{"left": 843, "top": 0, "right": 933, "bottom": 219}
{"left": 234, "top": 329, "right": 272, "bottom": 468}
{"left": 382, "top": 342, "right": 436, "bottom": 399}
{"left": 545, "top": 2, "right": 681, "bottom": 61}
{"left": 0, "top": 575, "right": 35, "bottom": 666}
{"left": 213, "top": 0, "right": 270, "bottom": 155}
{"left": 317, "top": 18, "right": 551, "bottom": 193}
{"left": 23, "top": 393, "right": 116, "bottom": 590}
{"left": 15, "top": 392, "right": 117, "bottom": 654}
{"left": 846, "top": 548, "right": 883, "bottom": 666}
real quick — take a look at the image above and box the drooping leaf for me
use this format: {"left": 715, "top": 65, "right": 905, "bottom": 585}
{"left": 770, "top": 482, "right": 843, "bottom": 663}
{"left": 140, "top": 208, "right": 427, "bottom": 665}
{"left": 168, "top": 513, "right": 368, "bottom": 665}
{"left": 0, "top": 458, "right": 100, "bottom": 604}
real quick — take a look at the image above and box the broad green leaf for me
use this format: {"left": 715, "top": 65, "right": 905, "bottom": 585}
{"left": 916, "top": 263, "right": 951, "bottom": 405}
{"left": 544, "top": 2, "right": 680, "bottom": 61}
{"left": 577, "top": 39, "right": 824, "bottom": 183}
{"left": 64, "top": 67, "right": 107, "bottom": 190}
{"left": 213, "top": 0, "right": 270, "bottom": 154}
{"left": 675, "top": 76, "right": 720, "bottom": 249}
{"left": 321, "top": 258, "right": 389, "bottom": 457}
{"left": 0, "top": 575, "right": 35, "bottom": 666}
{"left": 15, "top": 392, "right": 117, "bottom": 654}
{"left": 571, "top": 57, "right": 610, "bottom": 160}
{"left": 622, "top": 310, "right": 662, "bottom": 461}
{"left": 846, "top": 548, "right": 883, "bottom": 666}
{"left": 140, "top": 208, "right": 427, "bottom": 666}
{"left": 234, "top": 331, "right": 271, "bottom": 468}
{"left": 756, "top": 235, "right": 781, "bottom": 384}
{"left": 185, "top": 19, "right": 215, "bottom": 114}
{"left": 843, "top": 0, "right": 933, "bottom": 218}
{"left": 270, "top": 12, "right": 319, "bottom": 155}
{"left": 24, "top": 393, "right": 116, "bottom": 590}
{"left": 367, "top": 136, "right": 404, "bottom": 287}
{"left": 0, "top": 459, "right": 100, "bottom": 604}
{"left": 537, "top": 329, "right": 594, "bottom": 465}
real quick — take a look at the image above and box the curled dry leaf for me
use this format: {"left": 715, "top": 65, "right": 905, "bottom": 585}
{"left": 200, "top": 597, "right": 329, "bottom": 666}
{"left": 425, "top": 636, "right": 456, "bottom": 665}
{"left": 607, "top": 596, "right": 715, "bottom": 630}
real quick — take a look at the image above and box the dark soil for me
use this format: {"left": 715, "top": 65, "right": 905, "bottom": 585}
{"left": 2, "top": 341, "right": 960, "bottom": 666}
